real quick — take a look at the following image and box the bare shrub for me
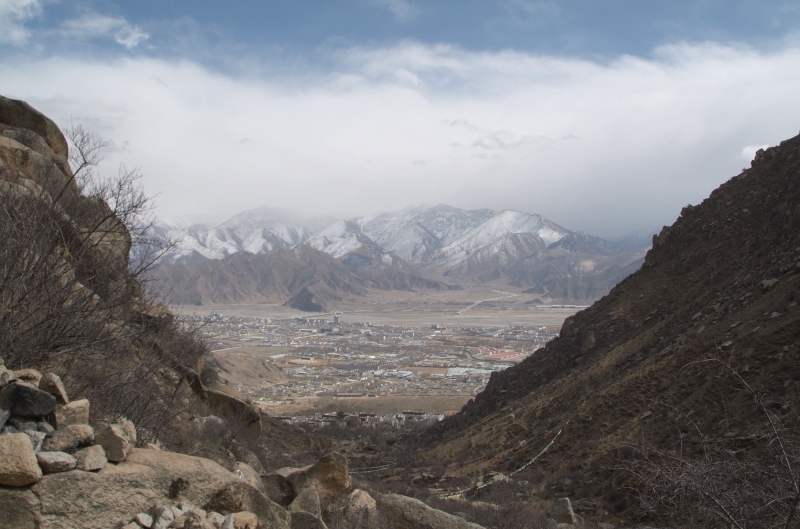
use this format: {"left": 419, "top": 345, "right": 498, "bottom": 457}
{"left": 623, "top": 357, "right": 800, "bottom": 528}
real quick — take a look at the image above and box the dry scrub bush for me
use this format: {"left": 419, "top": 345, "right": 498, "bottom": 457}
{"left": 623, "top": 357, "right": 800, "bottom": 528}
{"left": 0, "top": 124, "right": 208, "bottom": 444}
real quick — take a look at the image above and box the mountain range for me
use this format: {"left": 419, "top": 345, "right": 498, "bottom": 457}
{"left": 152, "top": 204, "right": 651, "bottom": 309}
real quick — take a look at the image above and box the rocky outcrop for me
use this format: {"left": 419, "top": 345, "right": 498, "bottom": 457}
{"left": 377, "top": 493, "right": 485, "bottom": 529}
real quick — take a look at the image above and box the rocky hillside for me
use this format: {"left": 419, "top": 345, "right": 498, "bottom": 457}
{"left": 412, "top": 133, "right": 800, "bottom": 515}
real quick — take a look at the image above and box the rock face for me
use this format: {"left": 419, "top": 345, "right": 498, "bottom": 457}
{"left": 377, "top": 493, "right": 485, "bottom": 529}
{"left": 0, "top": 433, "right": 42, "bottom": 486}
{"left": 290, "top": 510, "right": 328, "bottom": 529}
{"left": 289, "top": 452, "right": 349, "bottom": 499}
{"left": 0, "top": 448, "right": 290, "bottom": 529}
{"left": 338, "top": 489, "right": 378, "bottom": 528}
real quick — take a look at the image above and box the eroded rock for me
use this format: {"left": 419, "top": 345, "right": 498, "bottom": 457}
{"left": 0, "top": 432, "right": 42, "bottom": 486}
{"left": 38, "top": 373, "right": 69, "bottom": 404}
{"left": 36, "top": 451, "right": 77, "bottom": 473}
{"left": 377, "top": 493, "right": 485, "bottom": 529}
{"left": 74, "top": 445, "right": 107, "bottom": 472}
{"left": 95, "top": 417, "right": 136, "bottom": 462}
{"left": 0, "top": 380, "right": 57, "bottom": 417}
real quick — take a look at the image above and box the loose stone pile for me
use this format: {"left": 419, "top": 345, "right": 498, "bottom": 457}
{"left": 0, "top": 357, "right": 135, "bottom": 486}
{"left": 121, "top": 501, "right": 259, "bottom": 529}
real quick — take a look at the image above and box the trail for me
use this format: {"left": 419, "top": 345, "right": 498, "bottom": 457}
{"left": 457, "top": 290, "right": 519, "bottom": 314}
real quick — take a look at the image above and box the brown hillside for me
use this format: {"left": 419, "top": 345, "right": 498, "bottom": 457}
{"left": 413, "top": 133, "right": 800, "bottom": 513}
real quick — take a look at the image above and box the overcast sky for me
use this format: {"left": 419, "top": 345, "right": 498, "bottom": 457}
{"left": 2, "top": 1, "right": 800, "bottom": 238}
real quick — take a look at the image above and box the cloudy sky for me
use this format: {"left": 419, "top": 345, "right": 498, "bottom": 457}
{"left": 2, "top": 1, "right": 800, "bottom": 238}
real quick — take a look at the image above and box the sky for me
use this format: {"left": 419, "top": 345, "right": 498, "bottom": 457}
{"left": 2, "top": 1, "right": 800, "bottom": 238}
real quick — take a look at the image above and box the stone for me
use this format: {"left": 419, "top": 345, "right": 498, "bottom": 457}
{"left": 0, "top": 380, "right": 57, "bottom": 417}
{"left": 289, "top": 486, "right": 321, "bottom": 517}
{"left": 207, "top": 512, "right": 226, "bottom": 528}
{"left": 41, "top": 428, "right": 79, "bottom": 453}
{"left": 67, "top": 423, "right": 94, "bottom": 445}
{"left": 74, "top": 445, "right": 107, "bottom": 471}
{"left": 136, "top": 512, "right": 154, "bottom": 528}
{"left": 203, "top": 480, "right": 289, "bottom": 529}
{"left": 234, "top": 462, "right": 264, "bottom": 493}
{"left": 23, "top": 429, "right": 46, "bottom": 453}
{"left": 290, "top": 510, "right": 328, "bottom": 529}
{"left": 377, "top": 493, "right": 484, "bottom": 529}
{"left": 548, "top": 498, "right": 578, "bottom": 525}
{"left": 55, "top": 399, "right": 90, "bottom": 428}
{"left": 37, "top": 421, "right": 55, "bottom": 434}
{"left": 0, "top": 448, "right": 290, "bottom": 529}
{"left": 184, "top": 511, "right": 216, "bottom": 529}
{"left": 0, "top": 407, "right": 9, "bottom": 429}
{"left": 38, "top": 373, "right": 69, "bottom": 404}
{"left": 153, "top": 504, "right": 175, "bottom": 529}
{"left": 232, "top": 511, "right": 259, "bottom": 529}
{"left": 338, "top": 489, "right": 378, "bottom": 528}
{"left": 123, "top": 523, "right": 141, "bottom": 529}
{"left": 0, "top": 432, "right": 43, "bottom": 486}
{"left": 37, "top": 451, "right": 77, "bottom": 473}
{"left": 170, "top": 515, "right": 186, "bottom": 527}
{"left": 289, "top": 452, "right": 349, "bottom": 498}
{"left": 95, "top": 417, "right": 136, "bottom": 462}
{"left": 13, "top": 368, "right": 42, "bottom": 386}
{"left": 0, "top": 370, "right": 11, "bottom": 389}
{"left": 220, "top": 515, "right": 235, "bottom": 529}
{"left": 10, "top": 417, "right": 39, "bottom": 430}
{"left": 761, "top": 278, "right": 779, "bottom": 289}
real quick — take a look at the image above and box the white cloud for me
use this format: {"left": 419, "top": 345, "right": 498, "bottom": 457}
{"left": 60, "top": 13, "right": 149, "bottom": 49}
{"left": 370, "top": 0, "right": 420, "bottom": 22}
{"left": 1, "top": 41, "right": 799, "bottom": 237}
{"left": 739, "top": 144, "right": 770, "bottom": 161}
{"left": 0, "top": 0, "right": 41, "bottom": 46}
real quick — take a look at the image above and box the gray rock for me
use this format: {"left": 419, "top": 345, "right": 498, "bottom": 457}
{"left": 135, "top": 511, "right": 154, "bottom": 528}
{"left": 220, "top": 514, "right": 235, "bottom": 529}
{"left": 74, "top": 444, "right": 107, "bottom": 471}
{"left": 0, "top": 432, "right": 42, "bottom": 486}
{"left": 289, "top": 486, "right": 321, "bottom": 517}
{"left": 41, "top": 428, "right": 79, "bottom": 453}
{"left": 290, "top": 510, "right": 328, "bottom": 529}
{"left": 548, "top": 497, "right": 578, "bottom": 525}
{"left": 338, "top": 489, "right": 378, "bottom": 528}
{"left": 23, "top": 429, "right": 46, "bottom": 453}
{"left": 0, "top": 407, "right": 8, "bottom": 430}
{"left": 10, "top": 417, "right": 38, "bottom": 431}
{"left": 0, "top": 380, "right": 57, "bottom": 417}
{"left": 184, "top": 510, "right": 216, "bottom": 529}
{"left": 152, "top": 504, "right": 175, "bottom": 529}
{"left": 38, "top": 373, "right": 69, "bottom": 404}
{"left": 122, "top": 523, "right": 141, "bottom": 529}
{"left": 95, "top": 417, "right": 136, "bottom": 462}
{"left": 36, "top": 451, "right": 77, "bottom": 473}
{"left": 37, "top": 421, "right": 55, "bottom": 434}
{"left": 207, "top": 511, "right": 226, "bottom": 527}
{"left": 13, "top": 369, "right": 42, "bottom": 386}
{"left": 0, "top": 370, "right": 11, "bottom": 389}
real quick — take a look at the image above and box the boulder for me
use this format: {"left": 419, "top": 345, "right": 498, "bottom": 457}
{"left": 54, "top": 399, "right": 90, "bottom": 428}
{"left": 0, "top": 370, "right": 11, "bottom": 389}
{"left": 290, "top": 510, "right": 328, "bottom": 529}
{"left": 288, "top": 486, "right": 321, "bottom": 517}
{"left": 14, "top": 368, "right": 43, "bottom": 386}
{"left": 548, "top": 498, "right": 578, "bottom": 525}
{"left": 74, "top": 445, "right": 107, "bottom": 471}
{"left": 203, "top": 481, "right": 289, "bottom": 529}
{"left": 234, "top": 462, "right": 264, "bottom": 493}
{"left": 135, "top": 512, "right": 154, "bottom": 528}
{"left": 232, "top": 511, "right": 259, "bottom": 529}
{"left": 0, "top": 432, "right": 43, "bottom": 486}
{"left": 41, "top": 428, "right": 79, "bottom": 453}
{"left": 152, "top": 504, "right": 174, "bottom": 529}
{"left": 289, "top": 452, "right": 349, "bottom": 498}
{"left": 0, "top": 407, "right": 9, "bottom": 429}
{"left": 67, "top": 423, "right": 94, "bottom": 445}
{"left": 377, "top": 493, "right": 485, "bottom": 529}
{"left": 0, "top": 380, "right": 57, "bottom": 417}
{"left": 207, "top": 512, "right": 226, "bottom": 527}
{"left": 38, "top": 373, "right": 69, "bottom": 404}
{"left": 36, "top": 451, "right": 77, "bottom": 473}
{"left": 23, "top": 429, "right": 46, "bottom": 452}
{"left": 95, "top": 417, "right": 136, "bottom": 462}
{"left": 338, "top": 489, "right": 378, "bottom": 528}
{"left": 184, "top": 510, "right": 216, "bottom": 529}
{"left": 206, "top": 390, "right": 261, "bottom": 437}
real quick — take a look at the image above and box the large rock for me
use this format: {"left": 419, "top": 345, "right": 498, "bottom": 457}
{"left": 377, "top": 493, "right": 485, "bottom": 529}
{"left": 54, "top": 399, "right": 90, "bottom": 428}
{"left": 0, "top": 407, "right": 9, "bottom": 429}
{"left": 203, "top": 481, "right": 289, "bottom": 529}
{"left": 14, "top": 368, "right": 43, "bottom": 386}
{"left": 38, "top": 373, "right": 69, "bottom": 404}
{"left": 67, "top": 423, "right": 94, "bottom": 445}
{"left": 207, "top": 390, "right": 261, "bottom": 437}
{"left": 234, "top": 462, "right": 264, "bottom": 493}
{"left": 94, "top": 417, "right": 136, "bottom": 462}
{"left": 338, "top": 489, "right": 378, "bottom": 528}
{"left": 232, "top": 511, "right": 259, "bottom": 529}
{"left": 0, "top": 380, "right": 57, "bottom": 417}
{"left": 41, "top": 428, "right": 79, "bottom": 453}
{"left": 289, "top": 486, "right": 321, "bottom": 517}
{"left": 290, "top": 510, "right": 328, "bottom": 529}
{"left": 289, "top": 452, "right": 349, "bottom": 499}
{"left": 36, "top": 451, "right": 77, "bottom": 473}
{"left": 0, "top": 95, "right": 70, "bottom": 162}
{"left": 74, "top": 445, "right": 107, "bottom": 471}
{"left": 548, "top": 498, "right": 578, "bottom": 525}
{"left": 0, "top": 448, "right": 290, "bottom": 529}
{"left": 184, "top": 510, "right": 216, "bottom": 529}
{"left": 0, "top": 432, "right": 43, "bottom": 486}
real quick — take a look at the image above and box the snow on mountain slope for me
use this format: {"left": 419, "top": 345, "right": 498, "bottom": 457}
{"left": 432, "top": 209, "right": 569, "bottom": 267}
{"left": 306, "top": 220, "right": 376, "bottom": 259}
{"left": 356, "top": 204, "right": 496, "bottom": 263}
